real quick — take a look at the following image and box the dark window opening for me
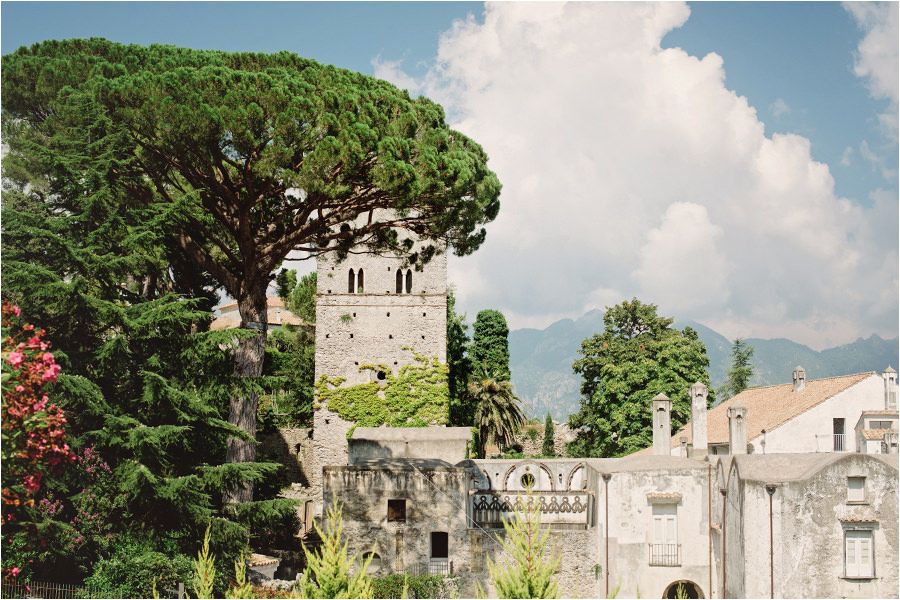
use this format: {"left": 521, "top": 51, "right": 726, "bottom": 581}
{"left": 389, "top": 334, "right": 393, "bottom": 339}
{"left": 350, "top": 334, "right": 353, "bottom": 339}
{"left": 377, "top": 371, "right": 387, "bottom": 381}
{"left": 405, "top": 270, "right": 413, "bottom": 294}
{"left": 834, "top": 418, "right": 846, "bottom": 451}
{"left": 520, "top": 473, "right": 535, "bottom": 488}
{"left": 388, "top": 499, "right": 406, "bottom": 522}
{"left": 430, "top": 532, "right": 449, "bottom": 559}
{"left": 423, "top": 312, "right": 427, "bottom": 317}
{"left": 357, "top": 269, "right": 364, "bottom": 293}
{"left": 348, "top": 269, "right": 355, "bottom": 293}
{"left": 396, "top": 269, "right": 403, "bottom": 294}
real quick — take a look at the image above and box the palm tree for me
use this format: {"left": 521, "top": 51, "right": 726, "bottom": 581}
{"left": 469, "top": 370, "right": 526, "bottom": 458}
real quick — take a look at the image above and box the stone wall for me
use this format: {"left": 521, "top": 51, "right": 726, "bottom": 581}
{"left": 258, "top": 427, "right": 314, "bottom": 487}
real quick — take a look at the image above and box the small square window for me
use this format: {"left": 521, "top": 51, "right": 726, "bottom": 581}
{"left": 848, "top": 477, "right": 866, "bottom": 503}
{"left": 387, "top": 499, "right": 406, "bottom": 523}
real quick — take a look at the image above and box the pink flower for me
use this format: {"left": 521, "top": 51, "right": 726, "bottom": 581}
{"left": 7, "top": 352, "right": 24, "bottom": 367}
{"left": 12, "top": 306, "right": 21, "bottom": 317}
{"left": 41, "top": 363, "right": 61, "bottom": 382}
{"left": 42, "top": 352, "right": 54, "bottom": 364}
{"left": 9, "top": 567, "right": 20, "bottom": 577}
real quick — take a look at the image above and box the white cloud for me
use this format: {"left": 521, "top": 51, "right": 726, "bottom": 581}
{"left": 770, "top": 98, "right": 791, "bottom": 118}
{"left": 845, "top": 1, "right": 899, "bottom": 139}
{"left": 840, "top": 145, "right": 854, "bottom": 166}
{"left": 371, "top": 57, "right": 423, "bottom": 97}
{"left": 380, "top": 2, "right": 897, "bottom": 348}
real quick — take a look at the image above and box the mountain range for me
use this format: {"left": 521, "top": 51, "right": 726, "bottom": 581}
{"left": 509, "top": 309, "right": 899, "bottom": 420}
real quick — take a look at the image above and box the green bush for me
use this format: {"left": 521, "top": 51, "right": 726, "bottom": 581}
{"left": 372, "top": 574, "right": 445, "bottom": 599}
{"left": 83, "top": 542, "right": 193, "bottom": 599}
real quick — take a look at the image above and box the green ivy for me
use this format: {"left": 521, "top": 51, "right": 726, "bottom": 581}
{"left": 316, "top": 350, "right": 449, "bottom": 431}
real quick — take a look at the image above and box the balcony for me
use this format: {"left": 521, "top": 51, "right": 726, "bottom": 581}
{"left": 471, "top": 491, "right": 592, "bottom": 528}
{"left": 648, "top": 543, "right": 681, "bottom": 567}
{"left": 816, "top": 433, "right": 847, "bottom": 452}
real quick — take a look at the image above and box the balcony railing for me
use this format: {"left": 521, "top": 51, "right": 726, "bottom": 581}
{"left": 471, "top": 491, "right": 592, "bottom": 528}
{"left": 648, "top": 543, "right": 681, "bottom": 567}
{"left": 815, "top": 433, "right": 848, "bottom": 452}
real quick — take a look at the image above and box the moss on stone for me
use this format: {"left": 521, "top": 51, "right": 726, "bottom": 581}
{"left": 316, "top": 350, "right": 449, "bottom": 430}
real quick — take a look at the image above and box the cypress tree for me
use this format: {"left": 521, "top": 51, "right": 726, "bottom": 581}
{"left": 542, "top": 414, "right": 556, "bottom": 457}
{"left": 471, "top": 310, "right": 511, "bottom": 382}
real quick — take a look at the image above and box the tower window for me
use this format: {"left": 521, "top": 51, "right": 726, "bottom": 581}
{"left": 405, "top": 269, "right": 412, "bottom": 294}
{"left": 396, "top": 269, "right": 403, "bottom": 294}
{"left": 348, "top": 269, "right": 355, "bottom": 293}
{"left": 431, "top": 532, "right": 449, "bottom": 559}
{"left": 377, "top": 371, "right": 386, "bottom": 381}
{"left": 389, "top": 334, "right": 393, "bottom": 339}
{"left": 356, "top": 269, "right": 364, "bottom": 293}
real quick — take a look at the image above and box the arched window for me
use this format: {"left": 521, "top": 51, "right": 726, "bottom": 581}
{"left": 347, "top": 269, "right": 355, "bottom": 293}
{"left": 396, "top": 268, "right": 403, "bottom": 294}
{"left": 357, "top": 269, "right": 364, "bottom": 293}
{"left": 405, "top": 269, "right": 412, "bottom": 294}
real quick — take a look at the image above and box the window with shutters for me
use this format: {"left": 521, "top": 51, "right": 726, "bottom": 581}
{"left": 649, "top": 504, "right": 680, "bottom": 566}
{"left": 844, "top": 530, "right": 874, "bottom": 578}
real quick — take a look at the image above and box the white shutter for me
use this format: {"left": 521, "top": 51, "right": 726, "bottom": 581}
{"left": 846, "top": 531, "right": 874, "bottom": 578}
{"left": 651, "top": 504, "right": 677, "bottom": 544}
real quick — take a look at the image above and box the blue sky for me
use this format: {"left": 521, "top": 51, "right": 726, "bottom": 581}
{"left": 2, "top": 2, "right": 897, "bottom": 346}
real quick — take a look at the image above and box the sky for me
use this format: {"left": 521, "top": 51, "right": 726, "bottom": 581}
{"left": 2, "top": 1, "right": 898, "bottom": 349}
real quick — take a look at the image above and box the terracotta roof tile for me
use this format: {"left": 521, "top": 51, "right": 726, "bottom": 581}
{"left": 672, "top": 372, "right": 875, "bottom": 448}
{"left": 862, "top": 429, "right": 894, "bottom": 440}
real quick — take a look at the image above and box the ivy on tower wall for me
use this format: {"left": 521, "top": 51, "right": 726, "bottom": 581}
{"left": 315, "top": 350, "right": 449, "bottom": 430}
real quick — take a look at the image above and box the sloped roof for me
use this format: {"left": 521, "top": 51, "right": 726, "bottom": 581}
{"left": 674, "top": 372, "right": 875, "bottom": 448}
{"left": 730, "top": 452, "right": 898, "bottom": 483}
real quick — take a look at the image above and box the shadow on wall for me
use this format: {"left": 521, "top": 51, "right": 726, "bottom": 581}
{"left": 258, "top": 428, "right": 314, "bottom": 488}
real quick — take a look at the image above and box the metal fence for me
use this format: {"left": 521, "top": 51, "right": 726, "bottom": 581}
{"left": 402, "top": 560, "right": 453, "bottom": 576}
{"left": 648, "top": 543, "right": 681, "bottom": 567}
{"left": 1, "top": 579, "right": 185, "bottom": 599}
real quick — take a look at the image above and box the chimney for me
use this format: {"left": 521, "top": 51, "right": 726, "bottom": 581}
{"left": 652, "top": 393, "right": 672, "bottom": 456}
{"left": 883, "top": 367, "right": 897, "bottom": 411}
{"left": 690, "top": 382, "right": 709, "bottom": 455}
{"left": 792, "top": 366, "right": 806, "bottom": 392}
{"left": 727, "top": 405, "right": 748, "bottom": 455}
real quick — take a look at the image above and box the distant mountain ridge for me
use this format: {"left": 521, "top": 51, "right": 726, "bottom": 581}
{"left": 509, "top": 310, "right": 899, "bottom": 420}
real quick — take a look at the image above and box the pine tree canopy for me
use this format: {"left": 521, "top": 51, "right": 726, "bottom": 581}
{"left": 2, "top": 38, "right": 501, "bottom": 501}
{"left": 568, "top": 299, "right": 713, "bottom": 457}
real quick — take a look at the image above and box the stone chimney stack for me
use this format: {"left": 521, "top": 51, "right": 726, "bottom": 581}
{"left": 792, "top": 366, "right": 806, "bottom": 392}
{"left": 690, "top": 382, "right": 709, "bottom": 455}
{"left": 727, "top": 405, "right": 748, "bottom": 455}
{"left": 883, "top": 367, "right": 897, "bottom": 411}
{"left": 652, "top": 393, "right": 672, "bottom": 456}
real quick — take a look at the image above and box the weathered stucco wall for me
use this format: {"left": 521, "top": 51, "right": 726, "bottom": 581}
{"left": 738, "top": 455, "right": 898, "bottom": 599}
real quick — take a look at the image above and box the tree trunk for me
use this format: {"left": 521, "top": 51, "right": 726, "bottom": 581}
{"left": 224, "top": 283, "right": 268, "bottom": 504}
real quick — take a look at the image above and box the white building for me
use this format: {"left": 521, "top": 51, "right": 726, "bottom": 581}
{"left": 663, "top": 368, "right": 899, "bottom": 456}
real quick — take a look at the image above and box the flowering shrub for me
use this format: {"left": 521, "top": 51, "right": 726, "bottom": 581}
{"left": 1, "top": 301, "right": 75, "bottom": 578}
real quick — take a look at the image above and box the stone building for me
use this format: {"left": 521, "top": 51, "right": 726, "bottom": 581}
{"left": 322, "top": 388, "right": 898, "bottom": 599}
{"left": 311, "top": 221, "right": 448, "bottom": 495}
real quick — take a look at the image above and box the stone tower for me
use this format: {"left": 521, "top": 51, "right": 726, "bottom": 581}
{"left": 310, "top": 220, "right": 448, "bottom": 493}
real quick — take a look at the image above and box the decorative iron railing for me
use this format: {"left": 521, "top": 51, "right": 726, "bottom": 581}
{"left": 648, "top": 543, "right": 681, "bottom": 567}
{"left": 403, "top": 560, "right": 453, "bottom": 576}
{"left": 471, "top": 491, "right": 591, "bottom": 528}
{"left": 815, "top": 433, "right": 848, "bottom": 452}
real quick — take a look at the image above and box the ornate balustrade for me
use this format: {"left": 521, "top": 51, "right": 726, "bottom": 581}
{"left": 470, "top": 490, "right": 592, "bottom": 528}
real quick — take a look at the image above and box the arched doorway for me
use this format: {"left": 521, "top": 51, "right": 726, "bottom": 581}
{"left": 663, "top": 580, "right": 703, "bottom": 599}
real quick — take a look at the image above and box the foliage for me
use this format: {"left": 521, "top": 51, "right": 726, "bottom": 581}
{"left": 225, "top": 554, "right": 254, "bottom": 599}
{"left": 470, "top": 372, "right": 525, "bottom": 458}
{"left": 82, "top": 539, "right": 194, "bottom": 599}
{"left": 471, "top": 310, "right": 511, "bottom": 382}
{"left": 1, "top": 302, "right": 73, "bottom": 521}
{"left": 3, "top": 38, "right": 502, "bottom": 500}
{"left": 286, "top": 272, "right": 318, "bottom": 325}
{"left": 372, "top": 573, "right": 445, "bottom": 599}
{"left": 1, "top": 114, "right": 293, "bottom": 579}
{"left": 487, "top": 492, "right": 560, "bottom": 599}
{"left": 542, "top": 414, "right": 556, "bottom": 458}
{"left": 447, "top": 290, "right": 474, "bottom": 426}
{"left": 316, "top": 350, "right": 449, "bottom": 429}
{"left": 1, "top": 303, "right": 76, "bottom": 581}
{"left": 298, "top": 498, "right": 373, "bottom": 599}
{"left": 568, "top": 299, "right": 713, "bottom": 457}
{"left": 720, "top": 339, "right": 754, "bottom": 401}
{"left": 193, "top": 526, "right": 216, "bottom": 599}
{"left": 276, "top": 270, "right": 299, "bottom": 303}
